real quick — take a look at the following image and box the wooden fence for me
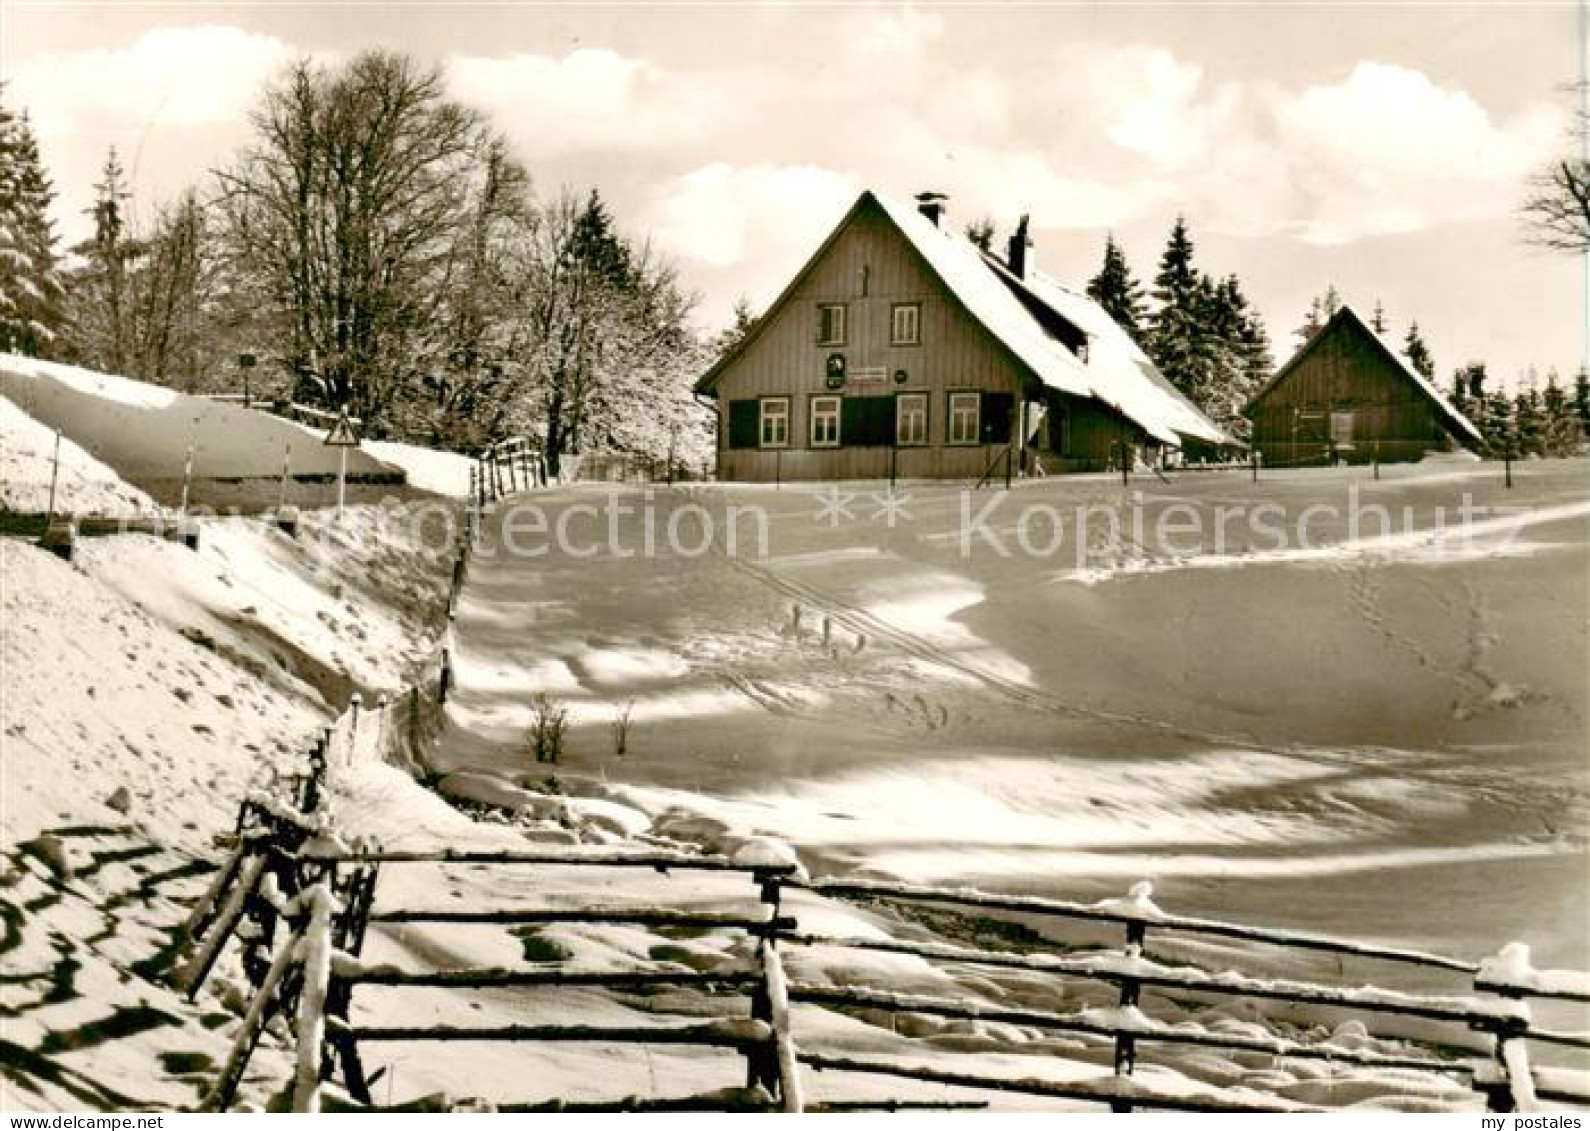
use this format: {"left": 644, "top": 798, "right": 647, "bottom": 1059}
{"left": 180, "top": 823, "right": 1590, "bottom": 1113}
{"left": 474, "top": 437, "right": 544, "bottom": 507}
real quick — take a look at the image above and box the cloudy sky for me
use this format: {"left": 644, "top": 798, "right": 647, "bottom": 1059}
{"left": 5, "top": 2, "right": 1584, "bottom": 385}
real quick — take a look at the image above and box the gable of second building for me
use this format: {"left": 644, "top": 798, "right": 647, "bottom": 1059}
{"left": 1248, "top": 310, "right": 1465, "bottom": 465}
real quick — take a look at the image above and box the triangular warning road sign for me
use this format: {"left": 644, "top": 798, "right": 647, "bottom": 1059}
{"left": 323, "top": 410, "right": 361, "bottom": 447}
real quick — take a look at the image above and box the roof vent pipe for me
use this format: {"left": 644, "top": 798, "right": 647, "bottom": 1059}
{"left": 914, "top": 191, "right": 948, "bottom": 229}
{"left": 1007, "top": 213, "right": 1031, "bottom": 279}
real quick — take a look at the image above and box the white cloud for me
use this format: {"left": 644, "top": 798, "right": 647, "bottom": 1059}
{"left": 1272, "top": 62, "right": 1564, "bottom": 243}
{"left": 646, "top": 162, "right": 858, "bottom": 272}
{"left": 448, "top": 48, "right": 738, "bottom": 158}
{"left": 9, "top": 25, "right": 292, "bottom": 137}
{"left": 839, "top": 5, "right": 945, "bottom": 65}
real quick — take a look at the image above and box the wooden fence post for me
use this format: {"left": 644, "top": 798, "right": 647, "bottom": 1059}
{"left": 292, "top": 881, "right": 337, "bottom": 1112}
{"left": 300, "top": 734, "right": 328, "bottom": 812}
{"left": 181, "top": 853, "right": 268, "bottom": 997}
{"left": 1474, "top": 973, "right": 1537, "bottom": 1113}
{"left": 185, "top": 839, "right": 251, "bottom": 941}
{"left": 746, "top": 871, "right": 786, "bottom": 1097}
{"left": 201, "top": 924, "right": 306, "bottom": 1111}
{"left": 325, "top": 856, "right": 377, "bottom": 1106}
{"left": 1110, "top": 918, "right": 1147, "bottom": 1113}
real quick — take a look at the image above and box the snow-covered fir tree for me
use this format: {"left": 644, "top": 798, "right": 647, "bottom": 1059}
{"left": 1541, "top": 369, "right": 1582, "bottom": 455}
{"left": 1403, "top": 321, "right": 1434, "bottom": 381}
{"left": 0, "top": 89, "right": 65, "bottom": 357}
{"left": 65, "top": 148, "right": 138, "bottom": 375}
{"left": 1295, "top": 285, "right": 1342, "bottom": 343}
{"left": 1573, "top": 365, "right": 1590, "bottom": 438}
{"left": 1144, "top": 218, "right": 1270, "bottom": 436}
{"left": 1513, "top": 377, "right": 1547, "bottom": 456}
{"left": 1146, "top": 216, "right": 1205, "bottom": 400}
{"left": 1451, "top": 362, "right": 1486, "bottom": 422}
{"left": 1086, "top": 233, "right": 1147, "bottom": 343}
{"left": 1480, "top": 388, "right": 1517, "bottom": 459}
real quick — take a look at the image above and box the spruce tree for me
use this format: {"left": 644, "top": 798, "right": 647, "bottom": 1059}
{"left": 1481, "top": 388, "right": 1517, "bottom": 460}
{"left": 0, "top": 90, "right": 64, "bottom": 356}
{"left": 1212, "top": 273, "right": 1271, "bottom": 433}
{"left": 1514, "top": 380, "right": 1547, "bottom": 457}
{"left": 65, "top": 147, "right": 138, "bottom": 373}
{"left": 1403, "top": 321, "right": 1434, "bottom": 380}
{"left": 1574, "top": 365, "right": 1590, "bottom": 438}
{"left": 1295, "top": 286, "right": 1342, "bottom": 343}
{"left": 1541, "top": 369, "right": 1580, "bottom": 455}
{"left": 1451, "top": 362, "right": 1487, "bottom": 421}
{"left": 1146, "top": 216, "right": 1207, "bottom": 401}
{"left": 1086, "top": 233, "right": 1147, "bottom": 342}
{"left": 1371, "top": 299, "right": 1387, "bottom": 334}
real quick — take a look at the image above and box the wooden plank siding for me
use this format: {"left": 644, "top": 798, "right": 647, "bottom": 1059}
{"left": 710, "top": 197, "right": 1147, "bottom": 482}
{"left": 1248, "top": 315, "right": 1455, "bottom": 467}
{"left": 714, "top": 199, "right": 1027, "bottom": 483}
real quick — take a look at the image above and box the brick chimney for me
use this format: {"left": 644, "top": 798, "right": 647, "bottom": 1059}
{"left": 1006, "top": 213, "right": 1032, "bottom": 279}
{"left": 915, "top": 191, "right": 948, "bottom": 229}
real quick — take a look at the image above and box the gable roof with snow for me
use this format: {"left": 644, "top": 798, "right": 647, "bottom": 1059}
{"left": 978, "top": 256, "right": 1234, "bottom": 446}
{"left": 1245, "top": 305, "right": 1483, "bottom": 445}
{"left": 697, "top": 189, "right": 1233, "bottom": 448}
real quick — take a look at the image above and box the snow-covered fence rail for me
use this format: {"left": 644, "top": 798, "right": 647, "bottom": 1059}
{"left": 804, "top": 876, "right": 1480, "bottom": 974}
{"left": 776, "top": 875, "right": 1589, "bottom": 1114}
{"left": 194, "top": 836, "right": 1589, "bottom": 1113}
{"left": 264, "top": 846, "right": 806, "bottom": 1112}
{"left": 475, "top": 437, "right": 544, "bottom": 506}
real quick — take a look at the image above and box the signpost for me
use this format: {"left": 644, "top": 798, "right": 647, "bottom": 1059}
{"left": 180, "top": 445, "right": 195, "bottom": 515}
{"left": 323, "top": 409, "right": 361, "bottom": 516}
{"left": 238, "top": 352, "right": 257, "bottom": 408}
{"left": 45, "top": 429, "right": 62, "bottom": 523}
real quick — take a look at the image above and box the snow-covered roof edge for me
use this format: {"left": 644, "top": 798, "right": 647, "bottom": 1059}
{"left": 1246, "top": 306, "right": 1483, "bottom": 445}
{"left": 978, "top": 256, "right": 1236, "bottom": 447}
{"left": 698, "top": 189, "right": 1231, "bottom": 449}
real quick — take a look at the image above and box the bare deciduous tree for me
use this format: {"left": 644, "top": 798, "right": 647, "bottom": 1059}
{"left": 215, "top": 51, "right": 488, "bottom": 427}
{"left": 1522, "top": 88, "right": 1590, "bottom": 253}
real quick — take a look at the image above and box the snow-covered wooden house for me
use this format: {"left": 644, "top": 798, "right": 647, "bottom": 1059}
{"left": 694, "top": 190, "right": 1233, "bottom": 482}
{"left": 1244, "top": 305, "right": 1482, "bottom": 466}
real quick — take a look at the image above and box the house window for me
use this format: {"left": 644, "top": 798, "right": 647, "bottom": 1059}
{"left": 817, "top": 303, "right": 847, "bottom": 346}
{"left": 810, "top": 396, "right": 841, "bottom": 447}
{"left": 896, "top": 393, "right": 928, "bottom": 446}
{"left": 948, "top": 391, "right": 981, "bottom": 445}
{"left": 891, "top": 303, "right": 921, "bottom": 346}
{"left": 759, "top": 398, "right": 790, "bottom": 448}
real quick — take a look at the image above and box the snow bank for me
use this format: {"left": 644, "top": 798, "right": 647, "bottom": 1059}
{"left": 1, "top": 538, "right": 321, "bottom": 849}
{"left": 1, "top": 395, "right": 160, "bottom": 516}
{"left": 1479, "top": 942, "right": 1590, "bottom": 999}
{"left": 0, "top": 353, "right": 398, "bottom": 481}
{"left": 74, "top": 507, "right": 449, "bottom": 704}
{"left": 364, "top": 440, "right": 474, "bottom": 498}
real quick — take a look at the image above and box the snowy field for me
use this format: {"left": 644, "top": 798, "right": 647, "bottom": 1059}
{"left": 434, "top": 461, "right": 1589, "bottom": 971}
{"left": 3, "top": 364, "right": 1585, "bottom": 1110}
